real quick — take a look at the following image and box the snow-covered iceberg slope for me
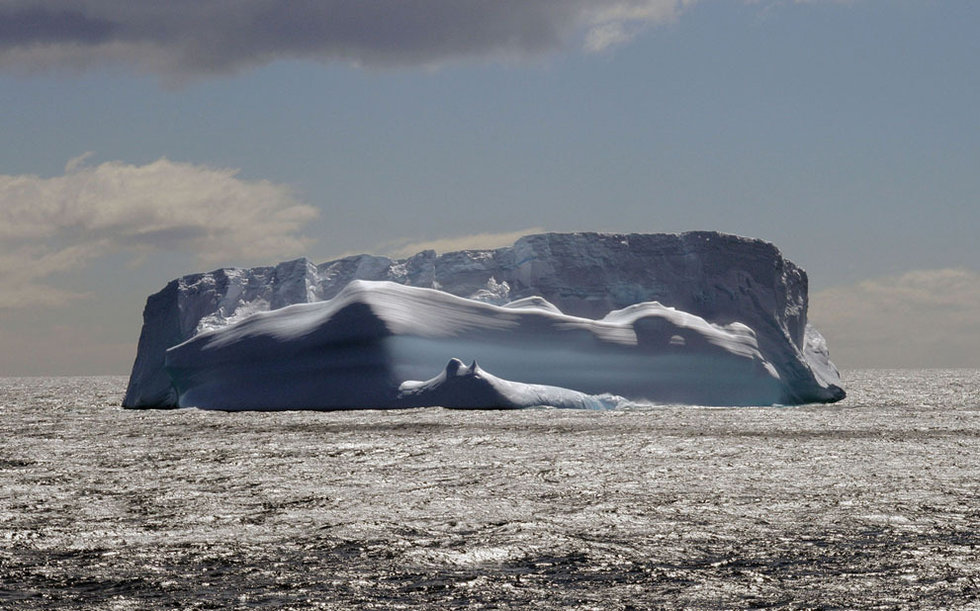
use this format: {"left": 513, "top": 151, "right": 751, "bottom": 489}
{"left": 123, "top": 232, "right": 845, "bottom": 409}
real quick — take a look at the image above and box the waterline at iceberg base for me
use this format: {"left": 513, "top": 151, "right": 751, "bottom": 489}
{"left": 123, "top": 232, "right": 844, "bottom": 410}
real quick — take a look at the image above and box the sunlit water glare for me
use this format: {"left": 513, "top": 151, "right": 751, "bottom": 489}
{"left": 2, "top": 370, "right": 979, "bottom": 609}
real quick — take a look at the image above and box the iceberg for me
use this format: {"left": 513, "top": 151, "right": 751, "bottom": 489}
{"left": 123, "top": 232, "right": 845, "bottom": 409}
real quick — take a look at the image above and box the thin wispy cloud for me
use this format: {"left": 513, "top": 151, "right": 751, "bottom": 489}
{"left": 377, "top": 228, "right": 548, "bottom": 259}
{"left": 0, "top": 1, "right": 695, "bottom": 79}
{"left": 809, "top": 269, "right": 980, "bottom": 368}
{"left": 0, "top": 155, "right": 317, "bottom": 309}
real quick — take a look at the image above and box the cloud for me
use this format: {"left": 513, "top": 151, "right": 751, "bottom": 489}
{"left": 377, "top": 228, "right": 548, "bottom": 259}
{"left": 0, "top": 155, "right": 317, "bottom": 309}
{"left": 0, "top": 1, "right": 694, "bottom": 79}
{"left": 809, "top": 269, "right": 980, "bottom": 368}
{"left": 0, "top": 318, "right": 133, "bottom": 376}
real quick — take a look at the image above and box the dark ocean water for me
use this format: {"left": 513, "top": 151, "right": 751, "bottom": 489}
{"left": 2, "top": 370, "right": 979, "bottom": 609}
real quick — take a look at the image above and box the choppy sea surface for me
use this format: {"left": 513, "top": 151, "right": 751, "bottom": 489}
{"left": 2, "top": 370, "right": 979, "bottom": 609}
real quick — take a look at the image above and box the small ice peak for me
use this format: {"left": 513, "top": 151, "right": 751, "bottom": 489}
{"left": 444, "top": 358, "right": 483, "bottom": 378}
{"left": 469, "top": 276, "right": 510, "bottom": 305}
{"left": 445, "top": 358, "right": 465, "bottom": 377}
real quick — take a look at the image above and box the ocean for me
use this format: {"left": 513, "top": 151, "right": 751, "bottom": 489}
{"left": 2, "top": 370, "right": 978, "bottom": 609}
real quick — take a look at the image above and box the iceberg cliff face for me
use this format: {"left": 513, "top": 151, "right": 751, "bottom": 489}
{"left": 123, "top": 231, "right": 844, "bottom": 409}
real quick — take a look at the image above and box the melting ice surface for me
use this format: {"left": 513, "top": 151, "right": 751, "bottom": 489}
{"left": 165, "top": 281, "right": 823, "bottom": 410}
{"left": 125, "top": 232, "right": 845, "bottom": 410}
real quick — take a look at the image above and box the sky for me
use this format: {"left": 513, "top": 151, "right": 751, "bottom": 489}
{"left": 1, "top": 0, "right": 978, "bottom": 376}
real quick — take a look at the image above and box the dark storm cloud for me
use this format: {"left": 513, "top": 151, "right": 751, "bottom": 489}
{"left": 0, "top": 0, "right": 688, "bottom": 76}
{"left": 0, "top": 7, "right": 115, "bottom": 46}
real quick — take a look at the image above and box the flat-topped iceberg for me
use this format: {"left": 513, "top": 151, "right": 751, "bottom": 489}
{"left": 123, "top": 231, "right": 844, "bottom": 409}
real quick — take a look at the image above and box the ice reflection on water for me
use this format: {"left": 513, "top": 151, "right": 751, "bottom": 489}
{"left": 1, "top": 370, "right": 979, "bottom": 609}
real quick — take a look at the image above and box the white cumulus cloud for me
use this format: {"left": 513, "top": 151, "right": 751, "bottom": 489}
{"left": 0, "top": 155, "right": 317, "bottom": 309}
{"left": 809, "top": 269, "right": 980, "bottom": 368}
